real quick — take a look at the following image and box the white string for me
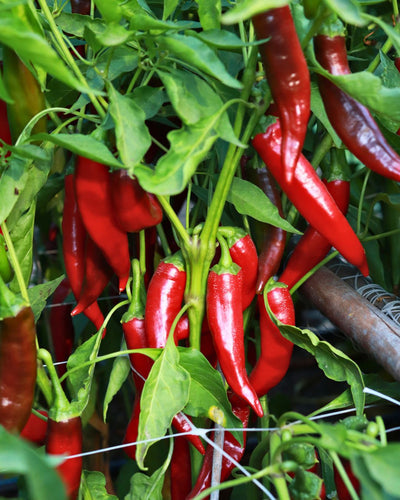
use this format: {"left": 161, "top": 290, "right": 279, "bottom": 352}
{"left": 363, "top": 387, "right": 400, "bottom": 407}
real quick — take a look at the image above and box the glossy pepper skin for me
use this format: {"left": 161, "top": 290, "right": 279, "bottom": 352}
{"left": 226, "top": 231, "right": 258, "bottom": 310}
{"left": 145, "top": 254, "right": 187, "bottom": 348}
{"left": 62, "top": 174, "right": 104, "bottom": 331}
{"left": 74, "top": 157, "right": 131, "bottom": 292}
{"left": 249, "top": 287, "right": 295, "bottom": 397}
{"left": 46, "top": 416, "right": 83, "bottom": 500}
{"left": 280, "top": 179, "right": 350, "bottom": 289}
{"left": 206, "top": 246, "right": 263, "bottom": 417}
{"left": 314, "top": 33, "right": 400, "bottom": 182}
{"left": 109, "top": 169, "right": 163, "bottom": 233}
{"left": 170, "top": 436, "right": 192, "bottom": 500}
{"left": 0, "top": 99, "right": 12, "bottom": 146}
{"left": 252, "top": 6, "right": 310, "bottom": 182}
{"left": 21, "top": 410, "right": 48, "bottom": 446}
{"left": 0, "top": 307, "right": 37, "bottom": 434}
{"left": 252, "top": 121, "right": 369, "bottom": 277}
{"left": 187, "top": 392, "right": 250, "bottom": 500}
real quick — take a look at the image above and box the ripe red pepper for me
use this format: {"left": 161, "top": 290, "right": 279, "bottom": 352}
{"left": 21, "top": 410, "right": 48, "bottom": 446}
{"left": 280, "top": 178, "right": 350, "bottom": 289}
{"left": 74, "top": 157, "right": 131, "bottom": 292}
{"left": 206, "top": 236, "right": 263, "bottom": 417}
{"left": 224, "top": 229, "right": 258, "bottom": 310}
{"left": 333, "top": 458, "right": 360, "bottom": 499}
{"left": 46, "top": 416, "right": 83, "bottom": 500}
{"left": 50, "top": 278, "right": 75, "bottom": 378}
{"left": 187, "top": 392, "right": 250, "bottom": 500}
{"left": 70, "top": 0, "right": 91, "bottom": 15}
{"left": 249, "top": 284, "right": 295, "bottom": 397}
{"left": 0, "top": 99, "right": 12, "bottom": 145}
{"left": 109, "top": 169, "right": 163, "bottom": 233}
{"left": 314, "top": 29, "right": 400, "bottom": 182}
{"left": 71, "top": 235, "right": 113, "bottom": 316}
{"left": 252, "top": 121, "right": 369, "bottom": 277}
{"left": 252, "top": 6, "right": 310, "bottom": 182}
{"left": 145, "top": 252, "right": 187, "bottom": 348}
{"left": 62, "top": 173, "right": 104, "bottom": 331}
{"left": 170, "top": 436, "right": 192, "bottom": 500}
{"left": 0, "top": 306, "right": 37, "bottom": 434}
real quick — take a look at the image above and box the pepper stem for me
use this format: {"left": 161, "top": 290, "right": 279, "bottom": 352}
{"left": 122, "top": 259, "right": 145, "bottom": 322}
{"left": 38, "top": 348, "right": 70, "bottom": 418}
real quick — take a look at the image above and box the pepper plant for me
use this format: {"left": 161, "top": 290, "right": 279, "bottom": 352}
{"left": 1, "top": 0, "right": 400, "bottom": 499}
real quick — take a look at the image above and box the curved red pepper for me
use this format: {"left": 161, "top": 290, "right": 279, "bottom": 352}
{"left": 21, "top": 410, "right": 48, "bottom": 446}
{"left": 145, "top": 254, "right": 187, "bottom": 348}
{"left": 206, "top": 240, "right": 263, "bottom": 417}
{"left": 187, "top": 392, "right": 250, "bottom": 500}
{"left": 62, "top": 174, "right": 104, "bottom": 331}
{"left": 314, "top": 33, "right": 400, "bottom": 182}
{"left": 71, "top": 235, "right": 113, "bottom": 316}
{"left": 227, "top": 231, "right": 258, "bottom": 310}
{"left": 50, "top": 278, "right": 75, "bottom": 378}
{"left": 170, "top": 436, "right": 192, "bottom": 500}
{"left": 0, "top": 306, "right": 37, "bottom": 434}
{"left": 280, "top": 179, "right": 350, "bottom": 289}
{"left": 109, "top": 169, "right": 163, "bottom": 233}
{"left": 252, "top": 121, "right": 369, "bottom": 277}
{"left": 252, "top": 6, "right": 310, "bottom": 182}
{"left": 74, "top": 157, "right": 131, "bottom": 292}
{"left": 46, "top": 416, "right": 83, "bottom": 500}
{"left": 249, "top": 286, "right": 295, "bottom": 397}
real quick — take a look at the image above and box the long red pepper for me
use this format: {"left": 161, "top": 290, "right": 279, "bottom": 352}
{"left": 252, "top": 6, "right": 310, "bottom": 182}
{"left": 46, "top": 416, "right": 83, "bottom": 500}
{"left": 206, "top": 236, "right": 263, "bottom": 417}
{"left": 0, "top": 99, "right": 12, "bottom": 145}
{"left": 21, "top": 410, "right": 48, "bottom": 446}
{"left": 74, "top": 157, "right": 131, "bottom": 292}
{"left": 109, "top": 169, "right": 163, "bottom": 233}
{"left": 0, "top": 306, "right": 37, "bottom": 434}
{"left": 145, "top": 252, "right": 187, "bottom": 348}
{"left": 187, "top": 392, "right": 250, "bottom": 500}
{"left": 170, "top": 436, "right": 192, "bottom": 500}
{"left": 252, "top": 121, "right": 369, "bottom": 276}
{"left": 249, "top": 285, "right": 295, "bottom": 397}
{"left": 280, "top": 178, "right": 350, "bottom": 289}
{"left": 62, "top": 174, "right": 104, "bottom": 331}
{"left": 71, "top": 235, "right": 113, "bottom": 316}
{"left": 314, "top": 27, "right": 400, "bottom": 182}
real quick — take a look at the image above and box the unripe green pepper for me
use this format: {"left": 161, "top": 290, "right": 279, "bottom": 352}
{"left": 0, "top": 234, "right": 13, "bottom": 283}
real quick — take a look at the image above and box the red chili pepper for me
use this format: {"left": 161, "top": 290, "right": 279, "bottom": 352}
{"left": 170, "top": 436, "right": 192, "bottom": 500}
{"left": 225, "top": 229, "right": 258, "bottom": 310}
{"left": 314, "top": 28, "right": 400, "bottom": 182}
{"left": 333, "top": 459, "right": 360, "bottom": 499}
{"left": 249, "top": 284, "right": 295, "bottom": 397}
{"left": 70, "top": 0, "right": 91, "bottom": 15}
{"left": 206, "top": 236, "right": 263, "bottom": 417}
{"left": 252, "top": 121, "right": 369, "bottom": 277}
{"left": 21, "top": 410, "right": 48, "bottom": 446}
{"left": 0, "top": 306, "right": 37, "bottom": 434}
{"left": 109, "top": 169, "right": 163, "bottom": 233}
{"left": 0, "top": 99, "right": 12, "bottom": 145}
{"left": 74, "top": 157, "right": 131, "bottom": 292}
{"left": 62, "top": 173, "right": 104, "bottom": 331}
{"left": 247, "top": 166, "right": 287, "bottom": 293}
{"left": 50, "top": 278, "right": 75, "bottom": 378}
{"left": 46, "top": 416, "right": 83, "bottom": 500}
{"left": 145, "top": 252, "right": 187, "bottom": 348}
{"left": 280, "top": 178, "right": 350, "bottom": 289}
{"left": 123, "top": 395, "right": 141, "bottom": 460}
{"left": 252, "top": 6, "right": 310, "bottom": 182}
{"left": 71, "top": 235, "right": 113, "bottom": 317}
{"left": 187, "top": 392, "right": 250, "bottom": 500}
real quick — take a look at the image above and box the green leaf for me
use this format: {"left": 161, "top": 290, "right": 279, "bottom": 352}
{"left": 108, "top": 84, "right": 152, "bottom": 168}
{"left": 157, "top": 67, "right": 241, "bottom": 145}
{"left": 67, "top": 331, "right": 103, "bottom": 417}
{"left": 188, "top": 28, "right": 260, "bottom": 49}
{"left": 28, "top": 275, "right": 65, "bottom": 323}
{"left": 128, "top": 13, "right": 199, "bottom": 33}
{"left": 163, "top": 0, "right": 179, "bottom": 20}
{"left": 0, "top": 278, "right": 27, "bottom": 319}
{"left": 323, "top": 0, "right": 366, "bottom": 26}
{"left": 92, "top": 23, "right": 132, "bottom": 47}
{"left": 221, "top": 0, "right": 289, "bottom": 25}
{"left": 94, "top": 0, "right": 122, "bottom": 24}
{"left": 131, "top": 87, "right": 167, "bottom": 120}
{"left": 227, "top": 178, "right": 301, "bottom": 233}
{"left": 364, "top": 14, "right": 400, "bottom": 59}
{"left": 310, "top": 81, "right": 341, "bottom": 148}
{"left": 362, "top": 444, "right": 400, "bottom": 496}
{"left": 103, "top": 355, "right": 131, "bottom": 421}
{"left": 55, "top": 12, "right": 106, "bottom": 38}
{"left": 136, "top": 115, "right": 220, "bottom": 195}
{"left": 30, "top": 133, "right": 124, "bottom": 169}
{"left": 0, "top": 427, "right": 67, "bottom": 500}
{"left": 289, "top": 468, "right": 323, "bottom": 500}
{"left": 0, "top": 156, "right": 29, "bottom": 224}
{"left": 178, "top": 347, "right": 243, "bottom": 444}
{"left": 127, "top": 466, "right": 164, "bottom": 500}
{"left": 136, "top": 336, "right": 190, "bottom": 469}
{"left": 156, "top": 33, "right": 242, "bottom": 89}
{"left": 197, "top": 0, "right": 221, "bottom": 30}
{"left": 82, "top": 470, "right": 118, "bottom": 499}
{"left": 278, "top": 323, "right": 364, "bottom": 415}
